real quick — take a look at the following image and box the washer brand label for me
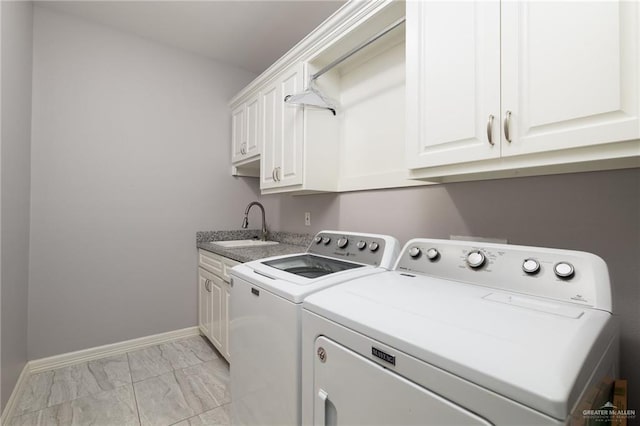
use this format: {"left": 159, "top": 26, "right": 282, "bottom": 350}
{"left": 372, "top": 347, "right": 395, "bottom": 366}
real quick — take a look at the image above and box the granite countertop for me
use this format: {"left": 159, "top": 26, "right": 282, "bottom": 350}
{"left": 196, "top": 229, "right": 313, "bottom": 263}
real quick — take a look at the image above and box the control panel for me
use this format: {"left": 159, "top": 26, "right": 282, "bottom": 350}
{"left": 307, "top": 231, "right": 400, "bottom": 269}
{"left": 395, "top": 238, "right": 611, "bottom": 312}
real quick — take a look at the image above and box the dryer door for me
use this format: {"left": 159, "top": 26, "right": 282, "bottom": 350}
{"left": 313, "top": 336, "right": 491, "bottom": 425}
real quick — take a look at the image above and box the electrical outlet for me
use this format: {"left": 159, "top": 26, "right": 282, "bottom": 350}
{"left": 304, "top": 212, "right": 311, "bottom": 226}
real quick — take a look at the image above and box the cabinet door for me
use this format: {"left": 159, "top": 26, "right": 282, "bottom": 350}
{"left": 198, "top": 268, "right": 212, "bottom": 339}
{"left": 231, "top": 104, "right": 246, "bottom": 163}
{"left": 501, "top": 1, "right": 640, "bottom": 157}
{"left": 277, "top": 63, "right": 305, "bottom": 187}
{"left": 223, "top": 281, "right": 231, "bottom": 362}
{"left": 261, "top": 64, "right": 305, "bottom": 190}
{"left": 209, "top": 275, "right": 224, "bottom": 350}
{"left": 245, "top": 95, "right": 260, "bottom": 158}
{"left": 260, "top": 80, "right": 280, "bottom": 189}
{"left": 406, "top": 1, "right": 501, "bottom": 169}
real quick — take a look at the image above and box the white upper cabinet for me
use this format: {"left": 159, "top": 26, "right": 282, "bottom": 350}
{"left": 278, "top": 67, "right": 305, "bottom": 188}
{"left": 407, "top": 0, "right": 640, "bottom": 180}
{"left": 261, "top": 64, "right": 305, "bottom": 191}
{"left": 501, "top": 1, "right": 639, "bottom": 156}
{"left": 406, "top": 1, "right": 501, "bottom": 169}
{"left": 231, "top": 104, "right": 245, "bottom": 162}
{"left": 231, "top": 93, "right": 260, "bottom": 165}
{"left": 245, "top": 96, "right": 260, "bottom": 157}
{"left": 229, "top": 1, "right": 414, "bottom": 194}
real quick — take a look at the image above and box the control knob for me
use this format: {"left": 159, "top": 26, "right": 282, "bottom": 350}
{"left": 554, "top": 262, "right": 575, "bottom": 279}
{"left": 466, "top": 251, "right": 486, "bottom": 269}
{"left": 408, "top": 247, "right": 421, "bottom": 258}
{"left": 314, "top": 236, "right": 322, "bottom": 244}
{"left": 322, "top": 237, "right": 331, "bottom": 245}
{"left": 337, "top": 238, "right": 349, "bottom": 249}
{"left": 369, "top": 242, "right": 379, "bottom": 252}
{"left": 522, "top": 258, "right": 540, "bottom": 274}
{"left": 426, "top": 248, "right": 439, "bottom": 261}
{"left": 356, "top": 240, "right": 367, "bottom": 250}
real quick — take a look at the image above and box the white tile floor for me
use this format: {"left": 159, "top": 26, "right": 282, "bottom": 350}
{"left": 7, "top": 336, "right": 231, "bottom": 426}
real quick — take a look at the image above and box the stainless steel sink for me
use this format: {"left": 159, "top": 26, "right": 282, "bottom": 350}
{"left": 213, "top": 239, "right": 279, "bottom": 248}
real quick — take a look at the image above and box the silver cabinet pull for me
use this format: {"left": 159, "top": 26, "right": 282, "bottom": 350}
{"left": 276, "top": 167, "right": 281, "bottom": 182}
{"left": 504, "top": 110, "right": 512, "bottom": 143}
{"left": 487, "top": 114, "right": 495, "bottom": 145}
{"left": 271, "top": 168, "right": 276, "bottom": 181}
{"left": 205, "top": 279, "right": 211, "bottom": 292}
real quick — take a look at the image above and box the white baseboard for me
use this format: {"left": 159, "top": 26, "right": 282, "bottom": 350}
{"left": 1, "top": 326, "right": 200, "bottom": 423}
{"left": 29, "top": 326, "right": 200, "bottom": 374}
{"left": 1, "top": 361, "right": 30, "bottom": 426}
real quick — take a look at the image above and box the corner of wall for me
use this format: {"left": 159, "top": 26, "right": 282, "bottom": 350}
{"left": 0, "top": 0, "right": 34, "bottom": 413}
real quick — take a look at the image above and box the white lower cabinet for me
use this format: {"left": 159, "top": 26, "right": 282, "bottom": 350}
{"left": 223, "top": 283, "right": 231, "bottom": 361}
{"left": 198, "top": 268, "right": 212, "bottom": 339}
{"left": 198, "top": 249, "right": 238, "bottom": 362}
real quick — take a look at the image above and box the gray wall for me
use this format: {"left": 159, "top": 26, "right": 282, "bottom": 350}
{"left": 271, "top": 168, "right": 640, "bottom": 411}
{"left": 27, "top": 7, "right": 259, "bottom": 359}
{"left": 0, "top": 0, "right": 33, "bottom": 411}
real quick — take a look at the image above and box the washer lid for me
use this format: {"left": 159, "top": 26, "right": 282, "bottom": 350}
{"left": 231, "top": 259, "right": 382, "bottom": 303}
{"left": 262, "top": 254, "right": 364, "bottom": 278}
{"left": 303, "top": 271, "right": 618, "bottom": 420}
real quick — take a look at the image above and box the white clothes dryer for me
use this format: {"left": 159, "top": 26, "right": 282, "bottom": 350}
{"left": 302, "top": 238, "right": 619, "bottom": 425}
{"left": 230, "top": 231, "right": 400, "bottom": 426}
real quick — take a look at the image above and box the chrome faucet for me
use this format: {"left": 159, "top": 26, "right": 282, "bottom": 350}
{"left": 242, "top": 201, "right": 268, "bottom": 241}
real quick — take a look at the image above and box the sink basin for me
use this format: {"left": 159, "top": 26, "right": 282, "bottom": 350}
{"left": 213, "top": 239, "right": 279, "bottom": 248}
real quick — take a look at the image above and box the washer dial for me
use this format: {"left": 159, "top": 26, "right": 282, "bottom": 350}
{"left": 466, "top": 251, "right": 486, "bottom": 269}
{"left": 426, "top": 248, "right": 440, "bottom": 260}
{"left": 369, "top": 242, "right": 379, "bottom": 252}
{"left": 356, "top": 240, "right": 367, "bottom": 250}
{"left": 337, "top": 238, "right": 349, "bottom": 249}
{"left": 408, "top": 247, "right": 421, "bottom": 258}
{"left": 322, "top": 237, "right": 331, "bottom": 245}
{"left": 522, "top": 258, "right": 540, "bottom": 274}
{"left": 554, "top": 262, "right": 575, "bottom": 279}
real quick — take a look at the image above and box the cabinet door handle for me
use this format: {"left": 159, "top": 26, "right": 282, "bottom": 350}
{"left": 205, "top": 279, "right": 211, "bottom": 292}
{"left": 276, "top": 167, "right": 281, "bottom": 182}
{"left": 504, "top": 110, "right": 512, "bottom": 143}
{"left": 272, "top": 168, "right": 276, "bottom": 181}
{"left": 486, "top": 114, "right": 494, "bottom": 146}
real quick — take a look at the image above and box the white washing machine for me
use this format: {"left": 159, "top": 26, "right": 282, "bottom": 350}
{"left": 229, "top": 230, "right": 400, "bottom": 426}
{"left": 302, "top": 238, "right": 619, "bottom": 425}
